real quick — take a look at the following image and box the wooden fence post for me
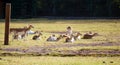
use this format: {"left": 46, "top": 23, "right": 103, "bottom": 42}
{"left": 4, "top": 3, "right": 11, "bottom": 45}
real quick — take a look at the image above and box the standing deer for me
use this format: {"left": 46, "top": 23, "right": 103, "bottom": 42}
{"left": 10, "top": 25, "right": 34, "bottom": 34}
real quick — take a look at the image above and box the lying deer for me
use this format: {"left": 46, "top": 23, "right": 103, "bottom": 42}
{"left": 10, "top": 25, "right": 34, "bottom": 34}
{"left": 56, "top": 35, "right": 64, "bottom": 41}
{"left": 32, "top": 32, "right": 42, "bottom": 40}
{"left": 82, "top": 32, "right": 98, "bottom": 39}
{"left": 46, "top": 34, "right": 57, "bottom": 41}
{"left": 12, "top": 32, "right": 26, "bottom": 40}
{"left": 65, "top": 35, "right": 75, "bottom": 43}
{"left": 46, "top": 34, "right": 65, "bottom": 41}
{"left": 74, "top": 32, "right": 82, "bottom": 40}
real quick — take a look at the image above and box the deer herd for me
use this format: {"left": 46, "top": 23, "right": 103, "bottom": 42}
{"left": 10, "top": 25, "right": 98, "bottom": 43}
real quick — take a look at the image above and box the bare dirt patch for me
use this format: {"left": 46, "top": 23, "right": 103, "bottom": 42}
{"left": 1, "top": 42, "right": 120, "bottom": 56}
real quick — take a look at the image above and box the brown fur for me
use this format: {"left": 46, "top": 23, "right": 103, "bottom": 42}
{"left": 32, "top": 32, "right": 42, "bottom": 40}
{"left": 12, "top": 32, "right": 26, "bottom": 40}
{"left": 82, "top": 33, "right": 98, "bottom": 39}
{"left": 56, "top": 35, "right": 63, "bottom": 41}
{"left": 10, "top": 25, "right": 34, "bottom": 33}
{"left": 65, "top": 35, "right": 75, "bottom": 43}
{"left": 13, "top": 34, "right": 19, "bottom": 39}
{"left": 74, "top": 32, "right": 82, "bottom": 40}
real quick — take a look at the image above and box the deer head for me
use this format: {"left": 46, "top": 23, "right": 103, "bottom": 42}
{"left": 29, "top": 25, "right": 34, "bottom": 28}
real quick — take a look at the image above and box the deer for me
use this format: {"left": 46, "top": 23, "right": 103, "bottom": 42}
{"left": 32, "top": 31, "right": 42, "bottom": 40}
{"left": 82, "top": 31, "right": 98, "bottom": 39}
{"left": 46, "top": 34, "right": 57, "bottom": 41}
{"left": 65, "top": 35, "right": 75, "bottom": 43}
{"left": 12, "top": 33, "right": 21, "bottom": 40}
{"left": 10, "top": 25, "right": 34, "bottom": 34}
{"left": 12, "top": 31, "right": 26, "bottom": 40}
{"left": 73, "top": 32, "right": 82, "bottom": 40}
{"left": 46, "top": 34, "right": 65, "bottom": 41}
{"left": 56, "top": 34, "right": 64, "bottom": 41}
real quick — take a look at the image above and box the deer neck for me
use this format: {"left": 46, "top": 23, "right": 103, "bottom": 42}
{"left": 28, "top": 27, "right": 31, "bottom": 30}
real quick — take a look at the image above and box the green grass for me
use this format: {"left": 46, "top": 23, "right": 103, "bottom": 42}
{"left": 0, "top": 19, "right": 120, "bottom": 47}
{"left": 0, "top": 19, "right": 120, "bottom": 65}
{"left": 0, "top": 56, "right": 120, "bottom": 65}
{"left": 52, "top": 46, "right": 120, "bottom": 51}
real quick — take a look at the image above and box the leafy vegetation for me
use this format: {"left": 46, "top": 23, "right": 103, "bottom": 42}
{"left": 1, "top": 0, "right": 120, "bottom": 18}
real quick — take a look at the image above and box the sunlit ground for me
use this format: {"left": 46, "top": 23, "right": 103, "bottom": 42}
{"left": 0, "top": 56, "right": 120, "bottom": 65}
{"left": 0, "top": 19, "right": 120, "bottom": 65}
{"left": 0, "top": 19, "right": 120, "bottom": 47}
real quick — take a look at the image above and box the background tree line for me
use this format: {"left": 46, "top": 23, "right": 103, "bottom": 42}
{"left": 0, "top": 0, "right": 120, "bottom": 18}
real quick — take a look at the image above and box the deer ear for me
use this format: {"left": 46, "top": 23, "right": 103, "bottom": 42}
{"left": 29, "top": 24, "right": 34, "bottom": 28}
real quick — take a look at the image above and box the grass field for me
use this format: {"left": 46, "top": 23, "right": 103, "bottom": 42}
{"left": 0, "top": 19, "right": 120, "bottom": 47}
{"left": 0, "top": 19, "right": 120, "bottom": 65}
{"left": 0, "top": 56, "right": 120, "bottom": 65}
